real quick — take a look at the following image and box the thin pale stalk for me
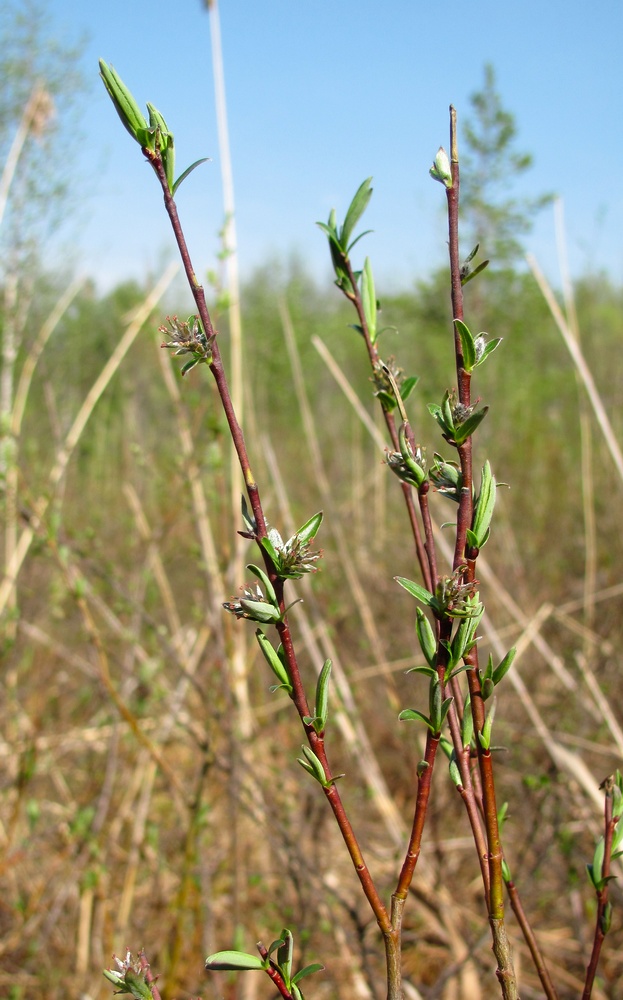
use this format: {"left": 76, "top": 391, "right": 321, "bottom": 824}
{"left": 0, "top": 264, "right": 177, "bottom": 618}
{"left": 146, "top": 149, "right": 268, "bottom": 541}
{"left": 0, "top": 84, "right": 51, "bottom": 230}
{"left": 204, "top": 0, "right": 252, "bottom": 740}
{"left": 527, "top": 252, "right": 623, "bottom": 484}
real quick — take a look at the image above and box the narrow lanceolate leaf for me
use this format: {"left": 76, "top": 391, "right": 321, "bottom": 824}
{"left": 461, "top": 258, "right": 490, "bottom": 286}
{"left": 454, "top": 319, "right": 477, "bottom": 373}
{"left": 400, "top": 375, "right": 420, "bottom": 402}
{"left": 492, "top": 647, "right": 517, "bottom": 686}
{"left": 277, "top": 929, "right": 294, "bottom": 982}
{"left": 315, "top": 658, "right": 332, "bottom": 730}
{"left": 340, "top": 177, "right": 373, "bottom": 251}
{"left": 476, "top": 337, "right": 502, "bottom": 364}
{"left": 205, "top": 950, "right": 266, "bottom": 972}
{"left": 461, "top": 693, "right": 473, "bottom": 748}
{"left": 399, "top": 708, "right": 432, "bottom": 730}
{"left": 239, "top": 599, "right": 281, "bottom": 624}
{"left": 395, "top": 576, "right": 436, "bottom": 608}
{"left": 246, "top": 562, "right": 278, "bottom": 604}
{"left": 297, "top": 745, "right": 329, "bottom": 786}
{"left": 361, "top": 256, "right": 377, "bottom": 343}
{"left": 172, "top": 157, "right": 210, "bottom": 196}
{"left": 296, "top": 510, "right": 323, "bottom": 544}
{"left": 471, "top": 461, "right": 496, "bottom": 548}
{"left": 478, "top": 697, "right": 496, "bottom": 750}
{"left": 256, "top": 630, "right": 292, "bottom": 693}
{"left": 415, "top": 608, "right": 437, "bottom": 668}
{"left": 292, "top": 962, "right": 325, "bottom": 984}
{"left": 99, "top": 60, "right": 149, "bottom": 145}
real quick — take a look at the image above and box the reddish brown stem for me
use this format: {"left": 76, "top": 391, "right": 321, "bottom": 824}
{"left": 138, "top": 950, "right": 162, "bottom": 1000}
{"left": 393, "top": 731, "right": 440, "bottom": 901}
{"left": 340, "top": 254, "right": 431, "bottom": 588}
{"left": 144, "top": 147, "right": 267, "bottom": 539}
{"left": 506, "top": 880, "right": 559, "bottom": 1000}
{"left": 256, "top": 943, "right": 295, "bottom": 999}
{"left": 582, "top": 787, "right": 617, "bottom": 999}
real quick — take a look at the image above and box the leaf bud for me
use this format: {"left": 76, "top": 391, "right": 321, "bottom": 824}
{"left": 429, "top": 147, "right": 453, "bottom": 188}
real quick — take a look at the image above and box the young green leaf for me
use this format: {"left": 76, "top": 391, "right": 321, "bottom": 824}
{"left": 247, "top": 562, "right": 278, "bottom": 605}
{"left": 361, "top": 257, "right": 377, "bottom": 343}
{"left": 395, "top": 576, "right": 436, "bottom": 608}
{"left": 99, "top": 60, "right": 150, "bottom": 146}
{"left": 415, "top": 608, "right": 437, "bottom": 668}
{"left": 314, "top": 658, "right": 332, "bottom": 732}
{"left": 256, "top": 630, "right": 292, "bottom": 694}
{"left": 292, "top": 962, "right": 325, "bottom": 984}
{"left": 400, "top": 375, "right": 420, "bottom": 402}
{"left": 471, "top": 461, "right": 496, "bottom": 549}
{"left": 239, "top": 598, "right": 282, "bottom": 624}
{"left": 478, "top": 697, "right": 496, "bottom": 751}
{"left": 461, "top": 258, "right": 490, "bottom": 286}
{"left": 398, "top": 708, "right": 432, "bottom": 730}
{"left": 453, "top": 405, "right": 489, "bottom": 445}
{"left": 297, "top": 745, "right": 329, "bottom": 786}
{"left": 205, "top": 950, "right": 266, "bottom": 972}
{"left": 277, "top": 929, "right": 294, "bottom": 983}
{"left": 340, "top": 177, "right": 373, "bottom": 251}
{"left": 461, "top": 693, "right": 473, "bottom": 748}
{"left": 172, "top": 157, "right": 210, "bottom": 196}
{"left": 474, "top": 335, "right": 502, "bottom": 365}
{"left": 295, "top": 510, "right": 323, "bottom": 544}
{"left": 492, "top": 647, "right": 517, "bottom": 686}
{"left": 454, "top": 319, "right": 477, "bottom": 373}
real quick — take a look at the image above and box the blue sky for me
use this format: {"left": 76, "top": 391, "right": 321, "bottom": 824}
{"left": 39, "top": 0, "right": 623, "bottom": 293}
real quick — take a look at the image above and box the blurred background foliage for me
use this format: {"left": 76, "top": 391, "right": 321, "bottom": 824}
{"left": 1, "top": 4, "right": 623, "bottom": 999}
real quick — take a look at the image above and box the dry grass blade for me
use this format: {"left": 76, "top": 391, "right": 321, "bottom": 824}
{"left": 0, "top": 261, "right": 179, "bottom": 618}
{"left": 527, "top": 252, "right": 623, "bottom": 484}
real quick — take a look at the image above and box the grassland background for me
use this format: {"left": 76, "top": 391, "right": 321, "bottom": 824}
{"left": 1, "top": 254, "right": 623, "bottom": 999}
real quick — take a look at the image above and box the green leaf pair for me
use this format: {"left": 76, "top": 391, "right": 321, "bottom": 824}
{"left": 460, "top": 244, "right": 490, "bottom": 286}
{"left": 399, "top": 673, "right": 453, "bottom": 735}
{"left": 260, "top": 512, "right": 323, "bottom": 580}
{"left": 205, "top": 927, "right": 324, "bottom": 999}
{"left": 99, "top": 60, "right": 208, "bottom": 196}
{"left": 479, "top": 647, "right": 517, "bottom": 700}
{"left": 395, "top": 574, "right": 482, "bottom": 622}
{"left": 454, "top": 319, "right": 502, "bottom": 374}
{"left": 428, "top": 389, "right": 489, "bottom": 447}
{"left": 317, "top": 178, "right": 373, "bottom": 294}
{"left": 222, "top": 565, "right": 283, "bottom": 624}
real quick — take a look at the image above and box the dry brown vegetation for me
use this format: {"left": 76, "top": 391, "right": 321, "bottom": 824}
{"left": 1, "top": 258, "right": 623, "bottom": 998}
